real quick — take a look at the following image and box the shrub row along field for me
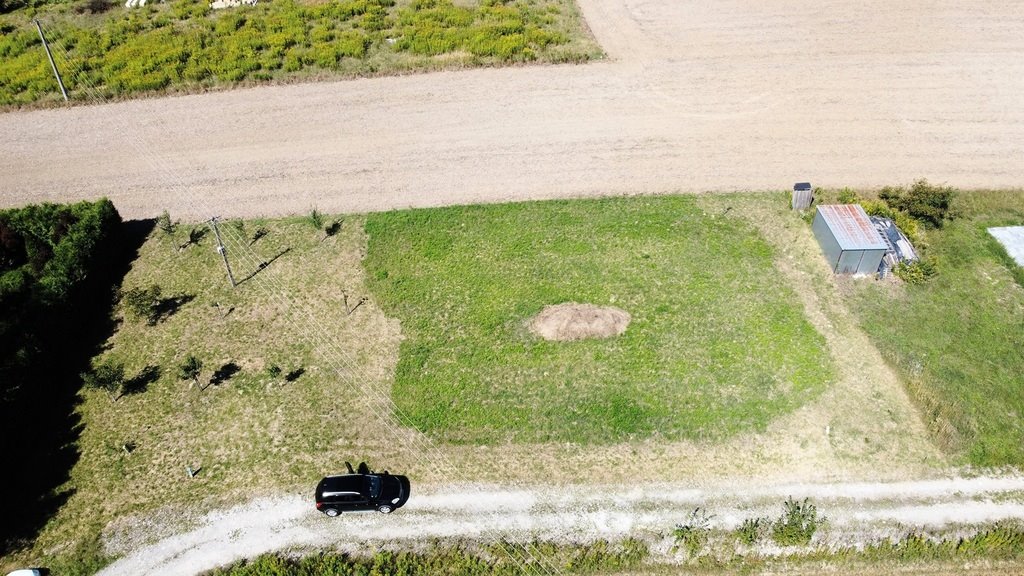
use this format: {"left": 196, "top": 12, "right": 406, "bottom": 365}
{"left": 0, "top": 0, "right": 600, "bottom": 105}
{"left": 0, "top": 199, "right": 125, "bottom": 555}
{"left": 364, "top": 196, "right": 833, "bottom": 444}
{"left": 846, "top": 190, "right": 1024, "bottom": 466}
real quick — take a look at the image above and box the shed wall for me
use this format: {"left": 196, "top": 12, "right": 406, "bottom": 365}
{"left": 857, "top": 249, "right": 886, "bottom": 275}
{"left": 812, "top": 211, "right": 842, "bottom": 271}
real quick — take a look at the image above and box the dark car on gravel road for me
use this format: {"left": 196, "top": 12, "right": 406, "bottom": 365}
{"left": 315, "top": 462, "right": 410, "bottom": 516}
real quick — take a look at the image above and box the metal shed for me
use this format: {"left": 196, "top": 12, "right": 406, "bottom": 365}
{"left": 812, "top": 205, "right": 888, "bottom": 275}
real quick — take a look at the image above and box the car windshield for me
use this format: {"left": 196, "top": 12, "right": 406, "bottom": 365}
{"left": 367, "top": 475, "right": 382, "bottom": 498}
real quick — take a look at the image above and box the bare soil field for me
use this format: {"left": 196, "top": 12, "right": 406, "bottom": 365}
{"left": 3, "top": 0, "right": 1024, "bottom": 221}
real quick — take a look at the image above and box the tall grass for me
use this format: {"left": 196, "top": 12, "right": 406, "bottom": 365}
{"left": 364, "top": 196, "right": 833, "bottom": 444}
{"left": 0, "top": 0, "right": 600, "bottom": 106}
{"left": 848, "top": 190, "right": 1024, "bottom": 466}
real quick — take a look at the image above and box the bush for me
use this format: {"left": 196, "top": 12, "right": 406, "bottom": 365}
{"left": 837, "top": 188, "right": 859, "bottom": 204}
{"left": 81, "top": 359, "right": 125, "bottom": 401}
{"left": 121, "top": 283, "right": 162, "bottom": 324}
{"left": 157, "top": 210, "right": 174, "bottom": 234}
{"left": 879, "top": 179, "right": 958, "bottom": 228}
{"left": 735, "top": 517, "right": 767, "bottom": 545}
{"left": 894, "top": 257, "right": 939, "bottom": 285}
{"left": 771, "top": 497, "right": 822, "bottom": 546}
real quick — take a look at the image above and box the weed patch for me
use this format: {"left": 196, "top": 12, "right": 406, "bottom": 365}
{"left": 0, "top": 0, "right": 601, "bottom": 106}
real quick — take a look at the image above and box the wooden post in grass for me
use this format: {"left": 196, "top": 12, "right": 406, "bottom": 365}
{"left": 209, "top": 217, "right": 236, "bottom": 287}
{"left": 34, "top": 20, "right": 68, "bottom": 102}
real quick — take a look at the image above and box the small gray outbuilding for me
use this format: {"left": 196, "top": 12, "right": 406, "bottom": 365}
{"left": 812, "top": 204, "right": 888, "bottom": 275}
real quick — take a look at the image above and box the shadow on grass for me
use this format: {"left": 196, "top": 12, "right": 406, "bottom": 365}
{"left": 285, "top": 367, "right": 305, "bottom": 382}
{"left": 236, "top": 247, "right": 291, "bottom": 286}
{"left": 177, "top": 226, "right": 208, "bottom": 251}
{"left": 0, "top": 217, "right": 152, "bottom": 555}
{"left": 153, "top": 293, "right": 196, "bottom": 323}
{"left": 209, "top": 362, "right": 241, "bottom": 387}
{"left": 121, "top": 364, "right": 161, "bottom": 397}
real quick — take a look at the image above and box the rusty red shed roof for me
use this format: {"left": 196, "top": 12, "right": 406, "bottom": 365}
{"left": 816, "top": 205, "right": 888, "bottom": 250}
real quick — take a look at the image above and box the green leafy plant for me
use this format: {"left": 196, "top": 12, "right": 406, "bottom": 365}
{"left": 879, "top": 179, "right": 958, "bottom": 228}
{"left": 178, "top": 354, "right": 203, "bottom": 389}
{"left": 894, "top": 257, "right": 939, "bottom": 285}
{"left": 308, "top": 208, "right": 324, "bottom": 231}
{"left": 771, "top": 497, "right": 822, "bottom": 546}
{"left": 672, "top": 507, "right": 714, "bottom": 557}
{"left": 157, "top": 210, "right": 174, "bottom": 234}
{"left": 265, "top": 364, "right": 282, "bottom": 379}
{"left": 837, "top": 188, "right": 859, "bottom": 204}
{"left": 81, "top": 359, "right": 126, "bottom": 401}
{"left": 735, "top": 517, "right": 767, "bottom": 545}
{"left": 121, "top": 283, "right": 163, "bottom": 325}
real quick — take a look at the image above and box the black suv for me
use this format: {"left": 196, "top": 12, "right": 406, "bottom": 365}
{"left": 315, "top": 462, "right": 410, "bottom": 516}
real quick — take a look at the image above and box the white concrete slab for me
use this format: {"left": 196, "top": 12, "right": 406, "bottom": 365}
{"left": 989, "top": 226, "right": 1024, "bottom": 267}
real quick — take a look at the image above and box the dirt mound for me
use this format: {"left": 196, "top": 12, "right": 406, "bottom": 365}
{"left": 529, "top": 303, "right": 630, "bottom": 341}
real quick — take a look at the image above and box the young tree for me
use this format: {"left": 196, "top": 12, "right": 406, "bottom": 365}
{"left": 178, "top": 355, "right": 203, "bottom": 390}
{"left": 157, "top": 210, "right": 174, "bottom": 235}
{"left": 82, "top": 360, "right": 126, "bottom": 401}
{"left": 309, "top": 208, "right": 324, "bottom": 231}
{"left": 121, "top": 284, "right": 163, "bottom": 325}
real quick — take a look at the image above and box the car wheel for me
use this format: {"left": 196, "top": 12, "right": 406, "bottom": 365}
{"left": 323, "top": 508, "right": 340, "bottom": 517}
{"left": 377, "top": 504, "right": 394, "bottom": 514}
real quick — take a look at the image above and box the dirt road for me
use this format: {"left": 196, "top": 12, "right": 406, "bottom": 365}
{"left": 97, "top": 476, "right": 1024, "bottom": 575}
{"left": 4, "top": 0, "right": 1024, "bottom": 221}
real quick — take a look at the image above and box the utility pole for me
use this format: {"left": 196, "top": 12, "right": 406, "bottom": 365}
{"left": 209, "top": 217, "right": 236, "bottom": 287}
{"left": 34, "top": 20, "right": 68, "bottom": 102}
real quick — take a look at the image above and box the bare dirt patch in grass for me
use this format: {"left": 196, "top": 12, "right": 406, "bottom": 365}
{"left": 528, "top": 302, "right": 630, "bottom": 341}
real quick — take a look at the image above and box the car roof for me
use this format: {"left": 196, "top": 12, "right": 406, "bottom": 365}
{"left": 320, "top": 475, "right": 366, "bottom": 492}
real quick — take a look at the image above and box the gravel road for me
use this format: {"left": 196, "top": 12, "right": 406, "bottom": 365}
{"left": 3, "top": 0, "right": 1024, "bottom": 221}
{"left": 98, "top": 476, "right": 1024, "bottom": 576}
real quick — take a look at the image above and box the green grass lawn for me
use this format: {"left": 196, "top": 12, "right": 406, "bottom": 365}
{"left": 0, "top": 0, "right": 601, "bottom": 106}
{"left": 846, "top": 191, "right": 1024, "bottom": 466}
{"left": 364, "top": 196, "right": 834, "bottom": 444}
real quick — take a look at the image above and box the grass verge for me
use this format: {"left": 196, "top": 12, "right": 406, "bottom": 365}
{"left": 844, "top": 190, "right": 1024, "bottom": 466}
{"left": 206, "top": 539, "right": 649, "bottom": 575}
{"left": 0, "top": 0, "right": 602, "bottom": 106}
{"left": 364, "top": 196, "right": 833, "bottom": 444}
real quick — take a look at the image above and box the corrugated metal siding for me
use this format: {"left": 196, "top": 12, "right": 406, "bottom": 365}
{"left": 816, "top": 205, "right": 888, "bottom": 251}
{"left": 856, "top": 249, "right": 886, "bottom": 275}
{"left": 812, "top": 210, "right": 842, "bottom": 271}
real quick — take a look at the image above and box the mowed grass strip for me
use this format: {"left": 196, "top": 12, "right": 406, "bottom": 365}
{"left": 847, "top": 191, "right": 1024, "bottom": 466}
{"left": 0, "top": 0, "right": 601, "bottom": 106}
{"left": 364, "top": 196, "right": 833, "bottom": 444}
